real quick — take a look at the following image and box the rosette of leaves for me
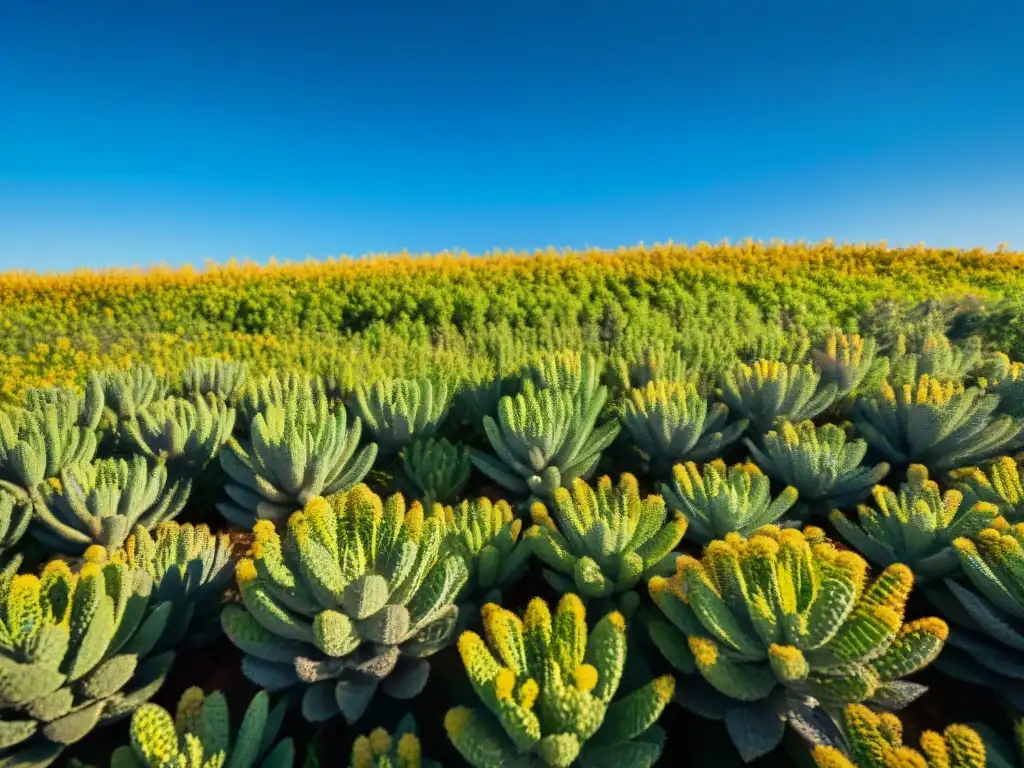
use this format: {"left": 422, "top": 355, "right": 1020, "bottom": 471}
{"left": 181, "top": 356, "right": 250, "bottom": 406}
{"left": 0, "top": 555, "right": 176, "bottom": 768}
{"left": 99, "top": 521, "right": 234, "bottom": 651}
{"left": 525, "top": 473, "right": 686, "bottom": 614}
{"left": 239, "top": 371, "right": 326, "bottom": 426}
{"left": 221, "top": 485, "right": 468, "bottom": 724}
{"left": 120, "top": 394, "right": 236, "bottom": 479}
{"left": 348, "top": 715, "right": 440, "bottom": 768}
{"left": 812, "top": 704, "right": 987, "bottom": 768}
{"left": 659, "top": 461, "right": 798, "bottom": 544}
{"left": 810, "top": 331, "right": 879, "bottom": 400}
{"left": 622, "top": 380, "right": 748, "bottom": 473}
{"left": 647, "top": 526, "right": 948, "bottom": 762}
{"left": 445, "top": 594, "right": 675, "bottom": 768}
{"left": 0, "top": 395, "right": 100, "bottom": 508}
{"left": 852, "top": 375, "right": 1024, "bottom": 472}
{"left": 524, "top": 351, "right": 604, "bottom": 412}
{"left": 887, "top": 332, "right": 983, "bottom": 389}
{"left": 469, "top": 380, "right": 620, "bottom": 500}
{"left": 436, "top": 497, "right": 530, "bottom": 608}
{"left": 353, "top": 376, "right": 452, "bottom": 458}
{"left": 718, "top": 360, "right": 839, "bottom": 435}
{"left": 218, "top": 390, "right": 376, "bottom": 527}
{"left": 31, "top": 455, "right": 191, "bottom": 555}
{"left": 830, "top": 465, "right": 1002, "bottom": 581}
{"left": 95, "top": 365, "right": 168, "bottom": 425}
{"left": 21, "top": 378, "right": 104, "bottom": 433}
{"left": 926, "top": 520, "right": 1024, "bottom": 707}
{"left": 110, "top": 687, "right": 294, "bottom": 768}
{"left": 400, "top": 437, "right": 471, "bottom": 506}
{"left": 607, "top": 341, "right": 694, "bottom": 394}
{"left": 0, "top": 488, "right": 32, "bottom": 560}
{"left": 745, "top": 421, "right": 890, "bottom": 514}
{"left": 986, "top": 356, "right": 1024, "bottom": 419}
{"left": 948, "top": 455, "right": 1024, "bottom": 522}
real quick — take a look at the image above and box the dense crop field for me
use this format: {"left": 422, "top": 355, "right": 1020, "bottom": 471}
{"left": 3, "top": 241, "right": 1024, "bottom": 767}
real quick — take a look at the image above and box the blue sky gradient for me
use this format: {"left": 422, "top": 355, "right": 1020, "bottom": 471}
{"left": 1, "top": 1, "right": 1022, "bottom": 271}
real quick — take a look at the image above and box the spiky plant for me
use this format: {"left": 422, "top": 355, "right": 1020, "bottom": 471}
{"left": 445, "top": 594, "right": 675, "bottom": 768}
{"left": 401, "top": 438, "right": 471, "bottom": 506}
{"left": 717, "top": 360, "right": 839, "bottom": 435}
{"left": 22, "top": 378, "right": 104, "bottom": 432}
{"left": 926, "top": 520, "right": 1024, "bottom": 707}
{"left": 0, "top": 556, "right": 176, "bottom": 768}
{"left": 987, "top": 357, "right": 1024, "bottom": 419}
{"left": 0, "top": 399, "right": 99, "bottom": 507}
{"left": 622, "top": 380, "right": 747, "bottom": 473}
{"left": 659, "top": 461, "right": 798, "bottom": 544}
{"left": 221, "top": 485, "right": 467, "bottom": 724}
{"left": 811, "top": 332, "right": 879, "bottom": 400}
{"left": 525, "top": 474, "right": 686, "bottom": 613}
{"left": 948, "top": 455, "right": 1024, "bottom": 522}
{"left": 353, "top": 376, "right": 452, "bottom": 458}
{"left": 745, "top": 421, "right": 890, "bottom": 513}
{"left": 887, "top": 332, "right": 983, "bottom": 388}
{"left": 95, "top": 365, "right": 168, "bottom": 424}
{"left": 524, "top": 351, "right": 604, "bottom": 412}
{"left": 469, "top": 380, "right": 620, "bottom": 500}
{"left": 218, "top": 391, "right": 376, "bottom": 527}
{"left": 96, "top": 521, "right": 234, "bottom": 651}
{"left": 608, "top": 342, "right": 693, "bottom": 394}
{"left": 852, "top": 375, "right": 1024, "bottom": 472}
{"left": 239, "top": 371, "right": 326, "bottom": 426}
{"left": 812, "top": 704, "right": 986, "bottom": 768}
{"left": 30, "top": 456, "right": 191, "bottom": 555}
{"left": 110, "top": 686, "right": 293, "bottom": 768}
{"left": 181, "top": 356, "right": 250, "bottom": 406}
{"left": 120, "top": 394, "right": 236, "bottom": 478}
{"left": 436, "top": 497, "right": 530, "bottom": 608}
{"left": 647, "top": 526, "right": 948, "bottom": 762}
{"left": 0, "top": 488, "right": 32, "bottom": 559}
{"left": 831, "top": 465, "right": 1002, "bottom": 581}
{"left": 348, "top": 715, "right": 440, "bottom": 768}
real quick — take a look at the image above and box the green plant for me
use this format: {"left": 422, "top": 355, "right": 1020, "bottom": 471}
{"left": 353, "top": 376, "right": 452, "bottom": 457}
{"left": 927, "top": 520, "right": 1024, "bottom": 707}
{"left": 400, "top": 438, "right": 471, "bottom": 506}
{"left": 469, "top": 380, "right": 620, "bottom": 499}
{"left": 745, "top": 421, "right": 890, "bottom": 513}
{"left": 658, "top": 460, "right": 798, "bottom": 544}
{"left": 0, "top": 555, "right": 176, "bottom": 768}
{"left": 31, "top": 456, "right": 191, "bottom": 555}
{"left": 95, "top": 365, "right": 168, "bottom": 424}
{"left": 0, "top": 488, "right": 32, "bottom": 558}
{"left": 947, "top": 455, "right": 1024, "bottom": 522}
{"left": 348, "top": 715, "right": 439, "bottom": 768}
{"left": 810, "top": 331, "right": 879, "bottom": 400}
{"left": 622, "top": 380, "right": 747, "bottom": 472}
{"left": 647, "top": 525, "right": 948, "bottom": 762}
{"left": 437, "top": 497, "right": 530, "bottom": 607}
{"left": 853, "top": 375, "right": 1024, "bottom": 472}
{"left": 221, "top": 485, "right": 467, "bottom": 724}
{"left": 812, "top": 704, "right": 986, "bottom": 768}
{"left": 110, "top": 686, "right": 293, "bottom": 768}
{"left": 718, "top": 360, "right": 839, "bottom": 435}
{"left": 0, "top": 400, "right": 99, "bottom": 508}
{"left": 181, "top": 356, "right": 251, "bottom": 405}
{"left": 445, "top": 594, "right": 675, "bottom": 768}
{"left": 218, "top": 391, "right": 376, "bottom": 527}
{"left": 887, "top": 332, "right": 983, "bottom": 388}
{"left": 524, "top": 351, "right": 604, "bottom": 412}
{"left": 830, "top": 465, "right": 1002, "bottom": 581}
{"left": 120, "top": 393, "right": 236, "bottom": 478}
{"left": 525, "top": 474, "right": 685, "bottom": 613}
{"left": 239, "top": 371, "right": 326, "bottom": 425}
{"left": 100, "top": 520, "right": 234, "bottom": 651}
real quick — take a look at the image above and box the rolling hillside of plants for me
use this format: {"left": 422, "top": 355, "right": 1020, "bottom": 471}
{"left": 4, "top": 241, "right": 1024, "bottom": 767}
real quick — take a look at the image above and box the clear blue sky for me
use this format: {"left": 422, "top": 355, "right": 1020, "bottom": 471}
{"left": 1, "top": 1, "right": 1022, "bottom": 271}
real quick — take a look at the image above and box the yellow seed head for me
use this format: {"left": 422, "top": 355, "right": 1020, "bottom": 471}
{"left": 494, "top": 667, "right": 516, "bottom": 702}
{"left": 369, "top": 727, "right": 391, "bottom": 756}
{"left": 235, "top": 558, "right": 258, "bottom": 586}
{"left": 396, "top": 733, "right": 421, "bottom": 767}
{"left": 573, "top": 664, "right": 599, "bottom": 692}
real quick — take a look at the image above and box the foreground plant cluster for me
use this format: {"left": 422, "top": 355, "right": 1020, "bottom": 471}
{"left": 4, "top": 322, "right": 1024, "bottom": 768}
